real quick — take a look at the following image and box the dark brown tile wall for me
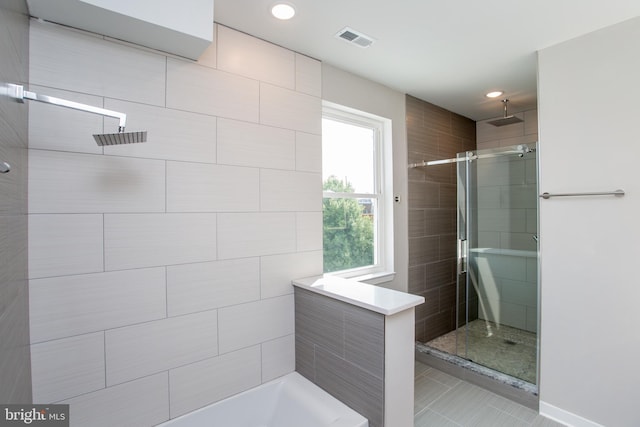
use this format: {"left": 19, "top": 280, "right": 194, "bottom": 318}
{"left": 0, "top": 0, "right": 31, "bottom": 404}
{"left": 406, "top": 95, "right": 476, "bottom": 343}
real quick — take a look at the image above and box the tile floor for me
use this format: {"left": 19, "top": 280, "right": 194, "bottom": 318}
{"left": 414, "top": 361, "right": 564, "bottom": 426}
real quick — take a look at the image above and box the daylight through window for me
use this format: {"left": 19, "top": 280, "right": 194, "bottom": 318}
{"left": 322, "top": 104, "right": 388, "bottom": 277}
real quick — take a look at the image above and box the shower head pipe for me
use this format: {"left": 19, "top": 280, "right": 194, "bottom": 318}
{"left": 7, "top": 83, "right": 127, "bottom": 131}
{"left": 487, "top": 98, "right": 523, "bottom": 127}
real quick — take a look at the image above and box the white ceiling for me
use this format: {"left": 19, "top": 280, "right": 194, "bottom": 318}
{"left": 214, "top": 0, "right": 640, "bottom": 121}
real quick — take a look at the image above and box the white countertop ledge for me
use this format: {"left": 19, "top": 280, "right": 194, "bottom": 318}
{"left": 292, "top": 276, "right": 425, "bottom": 316}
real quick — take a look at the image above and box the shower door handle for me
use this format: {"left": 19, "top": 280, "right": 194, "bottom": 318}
{"left": 457, "top": 239, "right": 468, "bottom": 275}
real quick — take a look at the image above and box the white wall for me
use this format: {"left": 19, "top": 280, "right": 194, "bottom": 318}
{"left": 28, "top": 20, "right": 323, "bottom": 426}
{"left": 538, "top": 17, "right": 640, "bottom": 427}
{"left": 321, "top": 64, "right": 408, "bottom": 292}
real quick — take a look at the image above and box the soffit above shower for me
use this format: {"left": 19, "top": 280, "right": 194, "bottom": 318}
{"left": 26, "top": 0, "right": 214, "bottom": 60}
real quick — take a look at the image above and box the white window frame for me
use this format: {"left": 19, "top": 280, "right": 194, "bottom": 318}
{"left": 322, "top": 101, "right": 394, "bottom": 283}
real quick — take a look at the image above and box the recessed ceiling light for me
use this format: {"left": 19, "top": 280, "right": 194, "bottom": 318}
{"left": 486, "top": 91, "right": 504, "bottom": 98}
{"left": 271, "top": 3, "right": 296, "bottom": 20}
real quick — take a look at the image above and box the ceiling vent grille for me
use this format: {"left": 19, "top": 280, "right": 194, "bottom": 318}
{"left": 335, "top": 27, "right": 375, "bottom": 48}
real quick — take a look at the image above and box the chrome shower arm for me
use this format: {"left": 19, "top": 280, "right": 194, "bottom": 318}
{"left": 6, "top": 83, "right": 127, "bottom": 131}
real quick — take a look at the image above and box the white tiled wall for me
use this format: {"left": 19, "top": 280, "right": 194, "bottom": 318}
{"left": 28, "top": 20, "right": 323, "bottom": 426}
{"left": 473, "top": 251, "right": 538, "bottom": 332}
{"left": 168, "top": 346, "right": 262, "bottom": 418}
{"left": 31, "top": 332, "right": 105, "bottom": 403}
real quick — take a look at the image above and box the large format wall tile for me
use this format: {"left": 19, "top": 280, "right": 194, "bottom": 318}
{"left": 260, "top": 169, "right": 322, "bottom": 212}
{"left": 0, "top": 278, "right": 30, "bottom": 403}
{"left": 296, "top": 212, "right": 323, "bottom": 251}
{"left": 295, "top": 132, "right": 322, "bottom": 172}
{"left": 315, "top": 346, "right": 384, "bottom": 427}
{"left": 260, "top": 83, "right": 321, "bottom": 134}
{"left": 29, "top": 150, "right": 165, "bottom": 214}
{"left": 295, "top": 53, "right": 321, "bottom": 97}
{"left": 167, "top": 162, "right": 259, "bottom": 212}
{"left": 28, "top": 85, "right": 103, "bottom": 154}
{"left": 294, "top": 288, "right": 385, "bottom": 427}
{"left": 477, "top": 209, "right": 526, "bottom": 233}
{"left": 0, "top": 3, "right": 29, "bottom": 405}
{"left": 31, "top": 332, "right": 105, "bottom": 403}
{"left": 217, "top": 25, "right": 295, "bottom": 89}
{"left": 30, "top": 20, "right": 166, "bottom": 106}
{"left": 27, "top": 15, "right": 324, "bottom": 419}
{"left": 261, "top": 335, "right": 295, "bottom": 382}
{"left": 29, "top": 214, "right": 103, "bottom": 279}
{"left": 217, "top": 118, "right": 295, "bottom": 170}
{"left": 217, "top": 213, "right": 295, "bottom": 259}
{"left": 169, "top": 346, "right": 261, "bottom": 418}
{"left": 260, "top": 251, "right": 322, "bottom": 298}
{"left": 105, "top": 310, "right": 218, "bottom": 386}
{"left": 218, "top": 295, "right": 294, "bottom": 354}
{"left": 407, "top": 95, "right": 477, "bottom": 342}
{"left": 295, "top": 288, "right": 346, "bottom": 357}
{"left": 103, "top": 99, "right": 217, "bottom": 163}
{"left": 476, "top": 114, "right": 526, "bottom": 144}
{"left": 344, "top": 308, "right": 385, "bottom": 378}
{"left": 29, "top": 268, "right": 166, "bottom": 343}
{"left": 167, "top": 57, "right": 259, "bottom": 122}
{"left": 167, "top": 258, "right": 260, "bottom": 316}
{"left": 62, "top": 373, "right": 169, "bottom": 427}
{"left": 104, "top": 213, "right": 217, "bottom": 270}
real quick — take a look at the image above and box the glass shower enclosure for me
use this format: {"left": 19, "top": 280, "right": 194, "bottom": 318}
{"left": 427, "top": 143, "right": 539, "bottom": 385}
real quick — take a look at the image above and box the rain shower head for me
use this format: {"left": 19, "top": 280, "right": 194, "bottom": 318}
{"left": 93, "top": 130, "right": 147, "bottom": 146}
{"left": 487, "top": 99, "right": 523, "bottom": 127}
{"left": 4, "top": 84, "right": 148, "bottom": 145}
{"left": 488, "top": 115, "right": 523, "bottom": 126}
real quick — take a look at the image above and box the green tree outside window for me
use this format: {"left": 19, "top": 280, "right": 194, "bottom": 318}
{"left": 323, "top": 175, "right": 374, "bottom": 272}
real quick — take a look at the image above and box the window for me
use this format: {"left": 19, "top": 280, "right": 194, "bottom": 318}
{"left": 322, "top": 102, "right": 393, "bottom": 280}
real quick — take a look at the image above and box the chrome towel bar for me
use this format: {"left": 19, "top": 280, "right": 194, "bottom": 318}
{"left": 539, "top": 189, "right": 625, "bottom": 199}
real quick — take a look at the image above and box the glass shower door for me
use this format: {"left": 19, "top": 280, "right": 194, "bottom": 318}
{"left": 455, "top": 144, "right": 538, "bottom": 384}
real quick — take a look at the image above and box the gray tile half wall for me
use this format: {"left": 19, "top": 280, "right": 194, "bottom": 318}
{"left": 294, "top": 287, "right": 384, "bottom": 427}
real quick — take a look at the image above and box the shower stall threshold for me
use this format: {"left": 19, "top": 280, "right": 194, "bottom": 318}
{"left": 415, "top": 342, "right": 539, "bottom": 410}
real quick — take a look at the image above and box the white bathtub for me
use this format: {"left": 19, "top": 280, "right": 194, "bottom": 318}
{"left": 158, "top": 372, "right": 369, "bottom": 427}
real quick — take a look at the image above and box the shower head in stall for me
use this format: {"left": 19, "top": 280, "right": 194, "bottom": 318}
{"left": 93, "top": 130, "right": 147, "bottom": 146}
{"left": 4, "top": 84, "right": 148, "bottom": 146}
{"left": 487, "top": 99, "right": 523, "bottom": 127}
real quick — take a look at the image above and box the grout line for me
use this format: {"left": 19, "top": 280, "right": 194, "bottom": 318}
{"left": 167, "top": 370, "right": 172, "bottom": 420}
{"left": 102, "top": 213, "right": 106, "bottom": 272}
{"left": 259, "top": 341, "right": 263, "bottom": 383}
{"left": 164, "top": 57, "right": 168, "bottom": 108}
{"left": 215, "top": 309, "right": 220, "bottom": 360}
{"left": 258, "top": 256, "right": 262, "bottom": 300}
{"left": 215, "top": 213, "right": 219, "bottom": 261}
{"left": 164, "top": 266, "right": 168, "bottom": 318}
{"left": 103, "top": 331, "right": 107, "bottom": 388}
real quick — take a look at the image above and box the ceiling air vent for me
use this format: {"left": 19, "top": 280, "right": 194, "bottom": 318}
{"left": 335, "top": 27, "right": 375, "bottom": 48}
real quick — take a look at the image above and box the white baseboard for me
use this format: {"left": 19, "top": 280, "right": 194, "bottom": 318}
{"left": 539, "top": 401, "right": 605, "bottom": 427}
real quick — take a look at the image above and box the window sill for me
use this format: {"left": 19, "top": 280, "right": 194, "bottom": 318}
{"left": 346, "top": 271, "right": 396, "bottom": 286}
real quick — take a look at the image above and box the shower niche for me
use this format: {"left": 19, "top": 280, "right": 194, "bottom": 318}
{"left": 418, "top": 143, "right": 539, "bottom": 389}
